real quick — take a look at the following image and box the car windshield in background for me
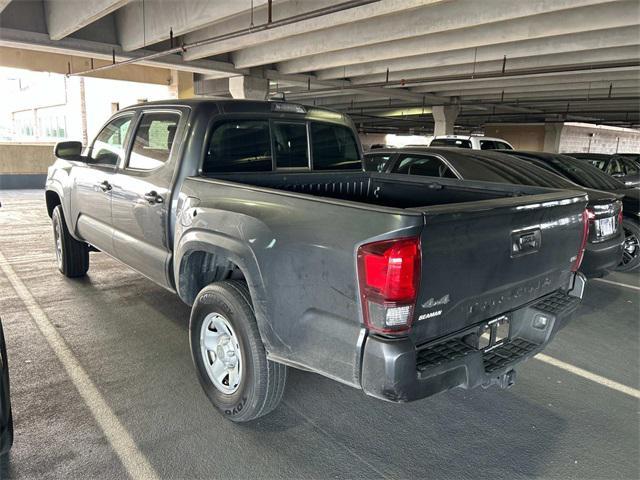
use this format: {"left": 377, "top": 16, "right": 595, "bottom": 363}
{"left": 430, "top": 138, "right": 472, "bottom": 148}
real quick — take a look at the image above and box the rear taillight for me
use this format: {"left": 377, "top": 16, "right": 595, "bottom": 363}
{"left": 357, "top": 237, "right": 420, "bottom": 335}
{"left": 618, "top": 204, "right": 624, "bottom": 228}
{"left": 571, "top": 209, "right": 590, "bottom": 272}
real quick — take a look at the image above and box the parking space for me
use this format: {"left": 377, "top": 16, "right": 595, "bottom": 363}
{"left": 0, "top": 190, "right": 638, "bottom": 480}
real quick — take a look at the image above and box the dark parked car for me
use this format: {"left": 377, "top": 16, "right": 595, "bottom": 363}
{"left": 0, "top": 319, "right": 12, "bottom": 456}
{"left": 504, "top": 151, "right": 640, "bottom": 272}
{"left": 365, "top": 148, "right": 624, "bottom": 278}
{"left": 566, "top": 152, "right": 640, "bottom": 187}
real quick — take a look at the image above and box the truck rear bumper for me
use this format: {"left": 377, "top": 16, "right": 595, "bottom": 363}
{"left": 360, "top": 273, "right": 586, "bottom": 403}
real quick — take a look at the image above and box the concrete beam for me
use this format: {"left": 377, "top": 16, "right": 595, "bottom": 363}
{"left": 347, "top": 41, "right": 639, "bottom": 87}
{"left": 0, "top": 0, "right": 12, "bottom": 15}
{"left": 0, "top": 28, "right": 244, "bottom": 78}
{"left": 115, "top": 0, "right": 271, "bottom": 52}
{"left": 437, "top": 79, "right": 640, "bottom": 98}
{"left": 183, "top": 0, "right": 441, "bottom": 61}
{"left": 455, "top": 87, "right": 640, "bottom": 101}
{"left": 44, "top": 0, "right": 130, "bottom": 41}
{"left": 0, "top": 46, "right": 171, "bottom": 84}
{"left": 316, "top": 26, "right": 639, "bottom": 80}
{"left": 409, "top": 67, "right": 640, "bottom": 92}
{"left": 277, "top": 0, "right": 637, "bottom": 74}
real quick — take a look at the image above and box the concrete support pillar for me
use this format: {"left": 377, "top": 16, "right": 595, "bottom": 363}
{"left": 543, "top": 122, "right": 564, "bottom": 153}
{"left": 228, "top": 75, "right": 269, "bottom": 100}
{"left": 169, "top": 70, "right": 195, "bottom": 99}
{"left": 432, "top": 105, "right": 460, "bottom": 136}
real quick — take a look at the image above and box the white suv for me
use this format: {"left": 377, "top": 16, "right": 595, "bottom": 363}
{"left": 429, "top": 135, "right": 514, "bottom": 150}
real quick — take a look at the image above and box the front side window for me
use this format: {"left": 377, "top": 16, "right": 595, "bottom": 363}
{"left": 204, "top": 120, "right": 272, "bottom": 173}
{"left": 128, "top": 112, "right": 180, "bottom": 170}
{"left": 272, "top": 122, "right": 308, "bottom": 169}
{"left": 393, "top": 154, "right": 456, "bottom": 178}
{"left": 364, "top": 154, "right": 393, "bottom": 173}
{"left": 90, "top": 114, "right": 133, "bottom": 166}
{"left": 310, "top": 123, "right": 360, "bottom": 170}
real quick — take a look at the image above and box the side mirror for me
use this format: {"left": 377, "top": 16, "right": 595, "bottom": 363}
{"left": 54, "top": 141, "right": 84, "bottom": 160}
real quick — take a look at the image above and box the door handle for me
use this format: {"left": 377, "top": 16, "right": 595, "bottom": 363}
{"left": 98, "top": 180, "right": 112, "bottom": 192}
{"left": 144, "top": 191, "right": 163, "bottom": 204}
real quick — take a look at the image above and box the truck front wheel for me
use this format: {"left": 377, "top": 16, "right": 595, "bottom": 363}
{"left": 51, "top": 205, "right": 89, "bottom": 278}
{"left": 189, "top": 280, "right": 287, "bottom": 422}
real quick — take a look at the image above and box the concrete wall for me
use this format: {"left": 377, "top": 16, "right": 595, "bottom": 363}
{"left": 484, "top": 124, "right": 545, "bottom": 151}
{"left": 0, "top": 142, "right": 54, "bottom": 189}
{"left": 558, "top": 123, "right": 640, "bottom": 154}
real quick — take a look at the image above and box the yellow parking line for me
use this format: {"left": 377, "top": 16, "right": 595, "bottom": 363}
{"left": 0, "top": 250, "right": 159, "bottom": 480}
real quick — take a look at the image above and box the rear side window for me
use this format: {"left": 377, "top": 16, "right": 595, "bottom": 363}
{"left": 620, "top": 157, "right": 639, "bottom": 175}
{"left": 430, "top": 138, "right": 472, "bottom": 148}
{"left": 310, "top": 123, "right": 360, "bottom": 170}
{"left": 128, "top": 112, "right": 180, "bottom": 170}
{"left": 494, "top": 141, "right": 513, "bottom": 150}
{"left": 204, "top": 120, "right": 272, "bottom": 173}
{"left": 364, "top": 153, "right": 393, "bottom": 172}
{"left": 272, "top": 122, "right": 308, "bottom": 169}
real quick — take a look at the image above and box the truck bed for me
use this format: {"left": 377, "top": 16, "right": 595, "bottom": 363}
{"left": 205, "top": 170, "right": 548, "bottom": 210}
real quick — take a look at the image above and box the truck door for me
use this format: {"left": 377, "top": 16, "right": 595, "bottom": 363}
{"left": 110, "top": 109, "right": 184, "bottom": 289}
{"left": 72, "top": 112, "right": 134, "bottom": 256}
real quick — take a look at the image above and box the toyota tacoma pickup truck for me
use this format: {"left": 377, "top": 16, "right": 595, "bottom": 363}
{"left": 46, "top": 100, "right": 588, "bottom": 422}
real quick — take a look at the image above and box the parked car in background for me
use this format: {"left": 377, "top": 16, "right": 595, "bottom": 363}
{"left": 429, "top": 135, "right": 514, "bottom": 150}
{"left": 365, "top": 147, "right": 624, "bottom": 278}
{"left": 616, "top": 153, "right": 640, "bottom": 163}
{"left": 0, "top": 319, "right": 12, "bottom": 457}
{"left": 46, "top": 100, "right": 589, "bottom": 421}
{"left": 566, "top": 152, "right": 640, "bottom": 187}
{"left": 504, "top": 151, "right": 640, "bottom": 272}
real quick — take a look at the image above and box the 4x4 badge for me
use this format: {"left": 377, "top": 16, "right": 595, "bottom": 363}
{"left": 422, "top": 294, "right": 450, "bottom": 309}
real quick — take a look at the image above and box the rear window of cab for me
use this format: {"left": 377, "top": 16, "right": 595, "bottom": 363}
{"left": 203, "top": 119, "right": 361, "bottom": 174}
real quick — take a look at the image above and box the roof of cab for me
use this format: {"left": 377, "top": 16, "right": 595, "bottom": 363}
{"left": 117, "top": 98, "right": 346, "bottom": 119}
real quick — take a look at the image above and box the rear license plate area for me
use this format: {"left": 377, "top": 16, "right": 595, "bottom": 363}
{"left": 595, "top": 216, "right": 616, "bottom": 238}
{"left": 478, "top": 315, "right": 510, "bottom": 351}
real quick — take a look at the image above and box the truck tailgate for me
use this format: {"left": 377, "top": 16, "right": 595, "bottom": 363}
{"left": 410, "top": 190, "right": 587, "bottom": 345}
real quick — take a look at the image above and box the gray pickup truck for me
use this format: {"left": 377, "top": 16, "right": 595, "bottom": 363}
{"left": 46, "top": 100, "right": 588, "bottom": 422}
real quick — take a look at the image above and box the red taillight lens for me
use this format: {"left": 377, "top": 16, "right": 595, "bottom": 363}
{"left": 618, "top": 204, "right": 624, "bottom": 227}
{"left": 357, "top": 237, "right": 420, "bottom": 334}
{"left": 572, "top": 209, "right": 590, "bottom": 272}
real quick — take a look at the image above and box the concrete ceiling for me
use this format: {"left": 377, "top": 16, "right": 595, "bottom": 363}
{"left": 0, "top": 0, "right": 638, "bottom": 132}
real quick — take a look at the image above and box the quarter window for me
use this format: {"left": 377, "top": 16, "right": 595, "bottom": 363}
{"left": 128, "top": 112, "right": 180, "bottom": 170}
{"left": 90, "top": 115, "right": 133, "bottom": 166}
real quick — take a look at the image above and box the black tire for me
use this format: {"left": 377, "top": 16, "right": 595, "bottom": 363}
{"left": 616, "top": 218, "right": 640, "bottom": 272}
{"left": 189, "top": 280, "right": 287, "bottom": 422}
{"left": 52, "top": 205, "right": 89, "bottom": 278}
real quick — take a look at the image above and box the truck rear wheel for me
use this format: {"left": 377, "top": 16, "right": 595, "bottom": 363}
{"left": 52, "top": 205, "right": 89, "bottom": 278}
{"left": 189, "top": 280, "right": 287, "bottom": 422}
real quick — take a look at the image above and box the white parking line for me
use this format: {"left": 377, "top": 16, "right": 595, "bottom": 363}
{"left": 592, "top": 278, "right": 640, "bottom": 291}
{"left": 535, "top": 353, "right": 640, "bottom": 399}
{"left": 0, "top": 250, "right": 159, "bottom": 480}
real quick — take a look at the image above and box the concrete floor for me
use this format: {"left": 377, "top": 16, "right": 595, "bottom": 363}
{"left": 0, "top": 189, "right": 638, "bottom": 480}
